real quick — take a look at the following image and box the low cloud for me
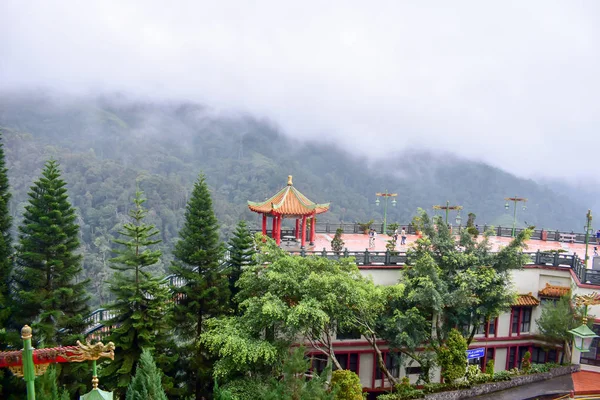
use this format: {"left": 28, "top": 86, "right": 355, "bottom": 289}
{"left": 1, "top": 0, "right": 599, "bottom": 180}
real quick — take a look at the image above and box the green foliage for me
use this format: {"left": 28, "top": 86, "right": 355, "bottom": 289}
{"left": 437, "top": 329, "right": 467, "bottom": 383}
{"left": 485, "top": 359, "right": 494, "bottom": 375}
{"left": 536, "top": 294, "right": 580, "bottom": 343}
{"left": 466, "top": 226, "right": 479, "bottom": 238}
{"left": 377, "top": 378, "right": 424, "bottom": 400}
{"left": 101, "top": 191, "right": 176, "bottom": 395}
{"left": 357, "top": 220, "right": 373, "bottom": 234}
{"left": 465, "top": 364, "right": 481, "bottom": 382}
{"left": 13, "top": 159, "right": 90, "bottom": 346}
{"left": 126, "top": 349, "right": 168, "bottom": 400}
{"left": 387, "top": 223, "right": 399, "bottom": 236}
{"left": 0, "top": 134, "right": 12, "bottom": 333}
{"left": 261, "top": 347, "right": 335, "bottom": 400}
{"left": 386, "top": 239, "right": 397, "bottom": 253}
{"left": 170, "top": 173, "right": 229, "bottom": 398}
{"left": 331, "top": 228, "right": 345, "bottom": 253}
{"left": 521, "top": 351, "right": 531, "bottom": 374}
{"left": 35, "top": 365, "right": 69, "bottom": 400}
{"left": 203, "top": 236, "right": 375, "bottom": 377}
{"left": 492, "top": 371, "right": 512, "bottom": 381}
{"left": 331, "top": 370, "right": 364, "bottom": 400}
{"left": 216, "top": 377, "right": 269, "bottom": 400}
{"left": 228, "top": 220, "right": 256, "bottom": 312}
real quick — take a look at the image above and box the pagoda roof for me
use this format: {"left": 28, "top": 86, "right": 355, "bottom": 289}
{"left": 248, "top": 176, "right": 330, "bottom": 217}
{"left": 538, "top": 283, "right": 571, "bottom": 298}
{"left": 514, "top": 293, "right": 540, "bottom": 307}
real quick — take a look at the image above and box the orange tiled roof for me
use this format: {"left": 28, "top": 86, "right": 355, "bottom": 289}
{"left": 248, "top": 175, "right": 330, "bottom": 217}
{"left": 538, "top": 283, "right": 570, "bottom": 298}
{"left": 514, "top": 293, "right": 540, "bottom": 306}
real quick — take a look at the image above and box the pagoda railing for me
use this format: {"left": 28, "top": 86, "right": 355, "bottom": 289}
{"left": 80, "top": 247, "right": 599, "bottom": 340}
{"left": 252, "top": 222, "right": 595, "bottom": 244}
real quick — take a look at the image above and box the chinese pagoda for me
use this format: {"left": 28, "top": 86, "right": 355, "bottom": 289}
{"left": 248, "top": 176, "right": 330, "bottom": 248}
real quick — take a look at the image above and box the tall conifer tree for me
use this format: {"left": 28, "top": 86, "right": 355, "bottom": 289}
{"left": 227, "top": 220, "right": 255, "bottom": 312}
{"left": 13, "top": 159, "right": 89, "bottom": 345}
{"left": 0, "top": 135, "right": 13, "bottom": 399}
{"left": 101, "top": 190, "right": 175, "bottom": 395}
{"left": 170, "top": 173, "right": 229, "bottom": 399}
{"left": 0, "top": 135, "right": 12, "bottom": 330}
{"left": 126, "top": 349, "right": 168, "bottom": 400}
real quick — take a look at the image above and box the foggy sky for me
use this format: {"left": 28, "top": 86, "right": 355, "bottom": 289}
{"left": 2, "top": 1, "right": 600, "bottom": 180}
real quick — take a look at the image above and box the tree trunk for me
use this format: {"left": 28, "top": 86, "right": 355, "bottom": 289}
{"left": 366, "top": 332, "right": 398, "bottom": 387}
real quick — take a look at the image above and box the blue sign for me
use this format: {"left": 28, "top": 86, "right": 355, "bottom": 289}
{"left": 466, "top": 347, "right": 485, "bottom": 360}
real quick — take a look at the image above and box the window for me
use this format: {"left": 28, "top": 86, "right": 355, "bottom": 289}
{"left": 531, "top": 347, "right": 547, "bottom": 364}
{"left": 511, "top": 311, "right": 519, "bottom": 334}
{"left": 311, "top": 354, "right": 328, "bottom": 375}
{"left": 521, "top": 308, "right": 531, "bottom": 333}
{"left": 508, "top": 347, "right": 516, "bottom": 369}
{"left": 405, "top": 366, "right": 422, "bottom": 375}
{"left": 336, "top": 353, "right": 359, "bottom": 373}
{"left": 486, "top": 348, "right": 495, "bottom": 363}
{"left": 375, "top": 352, "right": 400, "bottom": 379}
{"left": 518, "top": 347, "right": 529, "bottom": 369}
{"left": 476, "top": 320, "right": 486, "bottom": 335}
{"left": 548, "top": 349, "right": 557, "bottom": 363}
{"left": 337, "top": 327, "right": 361, "bottom": 340}
{"left": 511, "top": 307, "right": 533, "bottom": 335}
{"left": 487, "top": 318, "right": 496, "bottom": 336}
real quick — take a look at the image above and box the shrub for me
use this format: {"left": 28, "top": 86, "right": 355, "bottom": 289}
{"left": 331, "top": 228, "right": 345, "bottom": 253}
{"left": 471, "top": 374, "right": 492, "bottom": 385}
{"left": 465, "top": 364, "right": 481, "bottom": 383}
{"left": 485, "top": 359, "right": 494, "bottom": 375}
{"left": 529, "top": 363, "right": 550, "bottom": 374}
{"left": 492, "top": 371, "right": 512, "bottom": 382}
{"left": 358, "top": 220, "right": 374, "bottom": 234}
{"left": 219, "top": 377, "right": 269, "bottom": 400}
{"left": 438, "top": 329, "right": 467, "bottom": 383}
{"left": 508, "top": 367, "right": 521, "bottom": 376}
{"left": 521, "top": 351, "right": 532, "bottom": 374}
{"left": 331, "top": 370, "right": 364, "bottom": 400}
{"left": 467, "top": 226, "right": 479, "bottom": 238}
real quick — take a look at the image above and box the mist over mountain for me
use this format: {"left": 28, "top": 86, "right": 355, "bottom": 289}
{"left": 0, "top": 90, "right": 589, "bottom": 304}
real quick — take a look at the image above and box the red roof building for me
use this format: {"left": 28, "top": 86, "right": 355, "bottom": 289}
{"left": 248, "top": 176, "right": 330, "bottom": 247}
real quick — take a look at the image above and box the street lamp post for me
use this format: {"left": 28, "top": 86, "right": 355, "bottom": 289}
{"left": 569, "top": 293, "right": 600, "bottom": 353}
{"left": 375, "top": 191, "right": 397, "bottom": 235}
{"left": 433, "top": 201, "right": 463, "bottom": 225}
{"left": 504, "top": 196, "right": 527, "bottom": 238}
{"left": 585, "top": 209, "right": 593, "bottom": 264}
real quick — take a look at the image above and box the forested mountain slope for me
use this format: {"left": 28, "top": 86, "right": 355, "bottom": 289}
{"left": 0, "top": 90, "right": 587, "bottom": 304}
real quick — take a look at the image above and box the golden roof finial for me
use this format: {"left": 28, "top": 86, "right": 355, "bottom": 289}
{"left": 21, "top": 325, "right": 32, "bottom": 340}
{"left": 287, "top": 175, "right": 293, "bottom": 186}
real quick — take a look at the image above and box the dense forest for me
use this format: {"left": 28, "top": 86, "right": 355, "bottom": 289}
{"left": 0, "top": 90, "right": 588, "bottom": 305}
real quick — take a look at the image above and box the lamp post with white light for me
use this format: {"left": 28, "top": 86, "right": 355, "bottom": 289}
{"left": 375, "top": 191, "right": 397, "bottom": 235}
{"left": 504, "top": 196, "right": 527, "bottom": 238}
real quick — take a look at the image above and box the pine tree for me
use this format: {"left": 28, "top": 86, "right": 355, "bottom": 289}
{"left": 100, "top": 190, "right": 175, "bottom": 395}
{"left": 227, "top": 220, "right": 255, "bottom": 311}
{"left": 0, "top": 135, "right": 13, "bottom": 398}
{"left": 13, "top": 159, "right": 89, "bottom": 345}
{"left": 170, "top": 173, "right": 229, "bottom": 399}
{"left": 0, "top": 135, "right": 12, "bottom": 332}
{"left": 126, "top": 349, "right": 168, "bottom": 400}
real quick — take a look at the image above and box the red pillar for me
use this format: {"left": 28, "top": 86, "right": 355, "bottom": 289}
{"left": 262, "top": 214, "right": 267, "bottom": 236}
{"left": 309, "top": 213, "right": 316, "bottom": 245}
{"left": 295, "top": 219, "right": 300, "bottom": 239}
{"left": 276, "top": 215, "right": 282, "bottom": 245}
{"left": 272, "top": 215, "right": 277, "bottom": 241}
{"left": 301, "top": 215, "right": 307, "bottom": 248}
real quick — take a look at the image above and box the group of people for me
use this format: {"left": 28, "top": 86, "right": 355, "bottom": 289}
{"left": 368, "top": 227, "right": 407, "bottom": 248}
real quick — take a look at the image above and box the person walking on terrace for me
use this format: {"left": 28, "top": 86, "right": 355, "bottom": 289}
{"left": 368, "top": 229, "right": 375, "bottom": 249}
{"left": 400, "top": 227, "right": 406, "bottom": 245}
{"left": 596, "top": 229, "right": 600, "bottom": 245}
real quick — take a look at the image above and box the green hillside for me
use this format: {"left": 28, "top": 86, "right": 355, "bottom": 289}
{"left": 0, "top": 91, "right": 588, "bottom": 305}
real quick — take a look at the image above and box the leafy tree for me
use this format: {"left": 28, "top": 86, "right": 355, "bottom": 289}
{"left": 379, "top": 210, "right": 529, "bottom": 382}
{"left": 536, "top": 293, "right": 590, "bottom": 363}
{"left": 100, "top": 190, "right": 175, "bottom": 395}
{"left": 521, "top": 351, "right": 531, "bottom": 374}
{"left": 331, "top": 228, "right": 345, "bottom": 253}
{"left": 227, "top": 220, "right": 255, "bottom": 312}
{"left": 126, "top": 349, "right": 168, "bottom": 400}
{"left": 437, "top": 329, "right": 467, "bottom": 383}
{"left": 13, "top": 159, "right": 89, "bottom": 345}
{"left": 330, "top": 370, "right": 363, "bottom": 400}
{"left": 170, "top": 173, "right": 229, "bottom": 399}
